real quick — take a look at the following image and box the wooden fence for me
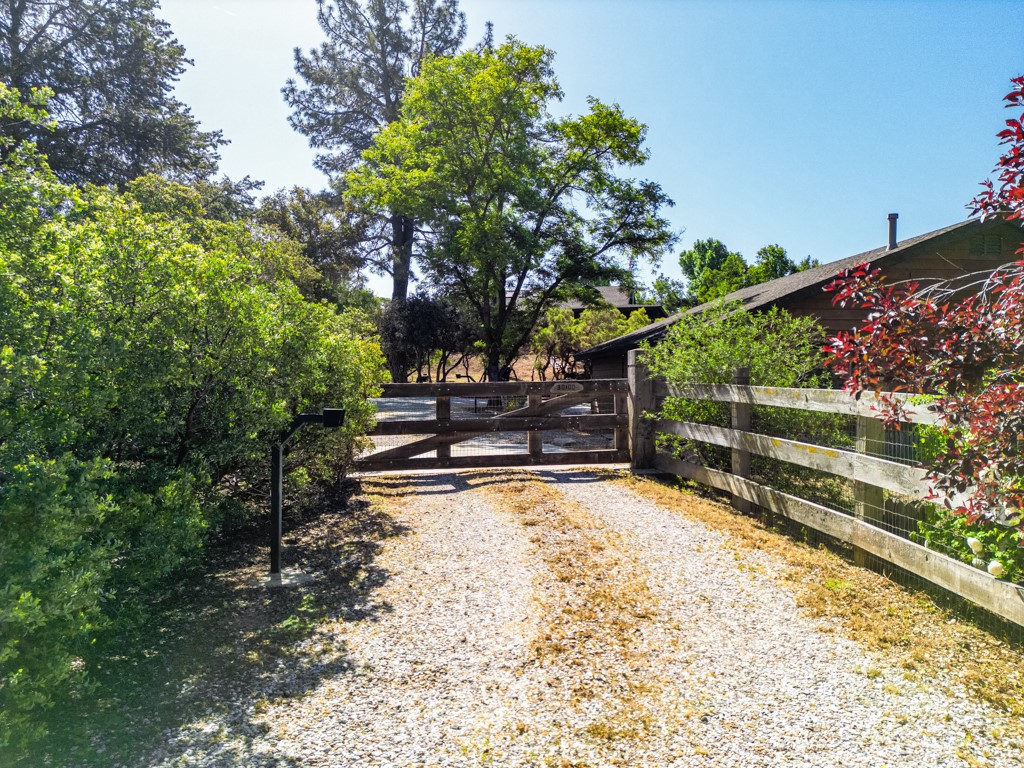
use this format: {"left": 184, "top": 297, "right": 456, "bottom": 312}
{"left": 626, "top": 349, "right": 1024, "bottom": 629}
{"left": 356, "top": 379, "right": 630, "bottom": 472}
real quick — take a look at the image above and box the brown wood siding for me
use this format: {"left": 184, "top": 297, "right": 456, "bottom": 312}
{"left": 783, "top": 222, "right": 1023, "bottom": 335}
{"left": 589, "top": 354, "right": 628, "bottom": 380}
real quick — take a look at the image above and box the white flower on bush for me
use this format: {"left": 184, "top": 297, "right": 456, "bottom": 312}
{"left": 995, "top": 505, "right": 1023, "bottom": 527}
{"left": 966, "top": 537, "right": 984, "bottom": 554}
{"left": 987, "top": 560, "right": 1005, "bottom": 578}
{"left": 972, "top": 557, "right": 986, "bottom": 569}
{"left": 978, "top": 463, "right": 1001, "bottom": 482}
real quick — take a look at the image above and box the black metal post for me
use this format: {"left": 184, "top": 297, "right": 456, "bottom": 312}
{"left": 268, "top": 409, "right": 345, "bottom": 580}
{"left": 270, "top": 441, "right": 284, "bottom": 577}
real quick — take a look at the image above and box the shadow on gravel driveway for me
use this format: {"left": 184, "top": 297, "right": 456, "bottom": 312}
{"left": 366, "top": 466, "right": 617, "bottom": 498}
{"left": 19, "top": 481, "right": 410, "bottom": 768}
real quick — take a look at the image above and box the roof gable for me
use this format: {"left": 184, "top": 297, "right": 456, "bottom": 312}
{"left": 579, "top": 217, "right": 1024, "bottom": 358}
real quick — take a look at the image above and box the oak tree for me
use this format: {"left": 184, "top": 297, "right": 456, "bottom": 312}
{"left": 347, "top": 40, "right": 675, "bottom": 380}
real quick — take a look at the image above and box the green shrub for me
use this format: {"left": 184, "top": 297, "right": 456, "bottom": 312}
{"left": 908, "top": 416, "right": 1023, "bottom": 584}
{"left": 912, "top": 505, "right": 1024, "bottom": 584}
{"left": 0, "top": 85, "right": 386, "bottom": 752}
{"left": 642, "top": 302, "right": 845, "bottom": 491}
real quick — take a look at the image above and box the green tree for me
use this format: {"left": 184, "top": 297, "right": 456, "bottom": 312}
{"left": 645, "top": 274, "right": 689, "bottom": 313}
{"left": 678, "top": 238, "right": 738, "bottom": 301}
{"left": 0, "top": 0, "right": 223, "bottom": 185}
{"left": 376, "top": 291, "right": 476, "bottom": 381}
{"left": 256, "top": 186, "right": 378, "bottom": 309}
{"left": 644, "top": 302, "right": 826, "bottom": 388}
{"left": 748, "top": 243, "right": 819, "bottom": 283}
{"left": 531, "top": 305, "right": 650, "bottom": 380}
{"left": 284, "top": 0, "right": 466, "bottom": 303}
{"left": 698, "top": 251, "right": 749, "bottom": 301}
{"left": 643, "top": 302, "right": 842, "bottom": 501}
{"left": 348, "top": 39, "right": 675, "bottom": 380}
{"left": 678, "top": 239, "right": 819, "bottom": 304}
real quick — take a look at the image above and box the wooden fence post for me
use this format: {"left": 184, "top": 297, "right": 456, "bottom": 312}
{"left": 613, "top": 390, "right": 629, "bottom": 452}
{"left": 730, "top": 367, "right": 753, "bottom": 514}
{"left": 436, "top": 395, "right": 451, "bottom": 460}
{"left": 527, "top": 393, "right": 543, "bottom": 457}
{"left": 628, "top": 349, "right": 656, "bottom": 470}
{"left": 853, "top": 414, "right": 886, "bottom": 567}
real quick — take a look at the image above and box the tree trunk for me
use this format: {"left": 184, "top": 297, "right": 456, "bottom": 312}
{"left": 390, "top": 213, "right": 414, "bottom": 302}
{"left": 484, "top": 348, "right": 507, "bottom": 382}
{"left": 385, "top": 296, "right": 409, "bottom": 383}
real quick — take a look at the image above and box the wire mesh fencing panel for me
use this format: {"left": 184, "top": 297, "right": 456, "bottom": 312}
{"left": 359, "top": 396, "right": 438, "bottom": 459}
{"left": 447, "top": 395, "right": 528, "bottom": 458}
{"left": 357, "top": 380, "right": 629, "bottom": 470}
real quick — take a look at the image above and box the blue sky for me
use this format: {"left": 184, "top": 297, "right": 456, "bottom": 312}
{"left": 160, "top": 0, "right": 1024, "bottom": 295}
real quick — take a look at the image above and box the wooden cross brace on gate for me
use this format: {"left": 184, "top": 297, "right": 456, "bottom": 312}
{"left": 357, "top": 381, "right": 631, "bottom": 472}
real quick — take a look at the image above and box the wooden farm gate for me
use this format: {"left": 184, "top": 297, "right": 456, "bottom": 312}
{"left": 355, "top": 379, "right": 631, "bottom": 472}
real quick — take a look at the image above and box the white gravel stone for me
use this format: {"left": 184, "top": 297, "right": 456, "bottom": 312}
{"left": 136, "top": 470, "right": 1023, "bottom": 767}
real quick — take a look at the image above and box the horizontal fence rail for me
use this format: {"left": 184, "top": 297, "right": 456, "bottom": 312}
{"left": 357, "top": 379, "right": 629, "bottom": 472}
{"left": 653, "top": 453, "right": 1024, "bottom": 626}
{"left": 632, "top": 351, "right": 1024, "bottom": 630}
{"left": 371, "top": 414, "right": 625, "bottom": 436}
{"left": 378, "top": 379, "right": 628, "bottom": 397}
{"left": 653, "top": 381, "right": 943, "bottom": 425}
{"left": 653, "top": 419, "right": 932, "bottom": 498}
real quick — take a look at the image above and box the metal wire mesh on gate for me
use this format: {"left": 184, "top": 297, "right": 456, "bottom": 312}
{"left": 361, "top": 392, "right": 617, "bottom": 460}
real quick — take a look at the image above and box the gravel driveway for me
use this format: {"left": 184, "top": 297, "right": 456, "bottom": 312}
{"left": 123, "top": 470, "right": 1022, "bottom": 767}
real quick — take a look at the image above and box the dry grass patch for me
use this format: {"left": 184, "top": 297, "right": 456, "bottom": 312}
{"left": 478, "top": 471, "right": 671, "bottom": 754}
{"left": 616, "top": 471, "right": 1024, "bottom": 725}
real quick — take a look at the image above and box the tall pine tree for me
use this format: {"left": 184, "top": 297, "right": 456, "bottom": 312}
{"left": 283, "top": 0, "right": 465, "bottom": 303}
{"left": 0, "top": 0, "right": 223, "bottom": 186}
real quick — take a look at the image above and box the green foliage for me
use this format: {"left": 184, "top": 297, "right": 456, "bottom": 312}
{"left": 531, "top": 305, "right": 650, "bottom": 380}
{"left": 376, "top": 292, "right": 477, "bottom": 382}
{"left": 284, "top": 0, "right": 467, "bottom": 302}
{"left": 643, "top": 303, "right": 838, "bottom": 479}
{"left": 906, "top": 418, "right": 1024, "bottom": 583}
{"left": 348, "top": 38, "right": 675, "bottom": 379}
{"left": 644, "top": 274, "right": 689, "bottom": 313}
{"left": 284, "top": 0, "right": 466, "bottom": 177}
{"left": 255, "top": 186, "right": 378, "bottom": 309}
{"left": 912, "top": 506, "right": 1024, "bottom": 584}
{"left": 0, "top": 0, "right": 224, "bottom": 185}
{"left": 0, "top": 96, "right": 386, "bottom": 752}
{"left": 677, "top": 239, "right": 820, "bottom": 305}
{"left": 643, "top": 302, "right": 826, "bottom": 389}
{"left": 677, "top": 239, "right": 740, "bottom": 303}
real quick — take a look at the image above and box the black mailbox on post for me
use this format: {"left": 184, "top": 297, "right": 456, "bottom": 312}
{"left": 322, "top": 408, "right": 345, "bottom": 429}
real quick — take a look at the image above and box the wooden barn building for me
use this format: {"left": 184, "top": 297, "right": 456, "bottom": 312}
{"left": 578, "top": 215, "right": 1024, "bottom": 380}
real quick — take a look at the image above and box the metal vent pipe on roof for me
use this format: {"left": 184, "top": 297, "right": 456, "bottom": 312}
{"left": 887, "top": 212, "right": 898, "bottom": 250}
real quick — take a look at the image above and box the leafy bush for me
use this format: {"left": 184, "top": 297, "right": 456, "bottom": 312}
{"left": 643, "top": 302, "right": 827, "bottom": 389}
{"left": 906, "top": 421, "right": 1024, "bottom": 583}
{"left": 642, "top": 303, "right": 852, "bottom": 509}
{"left": 913, "top": 506, "right": 1024, "bottom": 584}
{"left": 0, "top": 85, "right": 386, "bottom": 752}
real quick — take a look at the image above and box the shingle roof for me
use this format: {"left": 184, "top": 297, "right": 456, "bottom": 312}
{"left": 578, "top": 217, "right": 1015, "bottom": 359}
{"left": 561, "top": 285, "right": 637, "bottom": 310}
